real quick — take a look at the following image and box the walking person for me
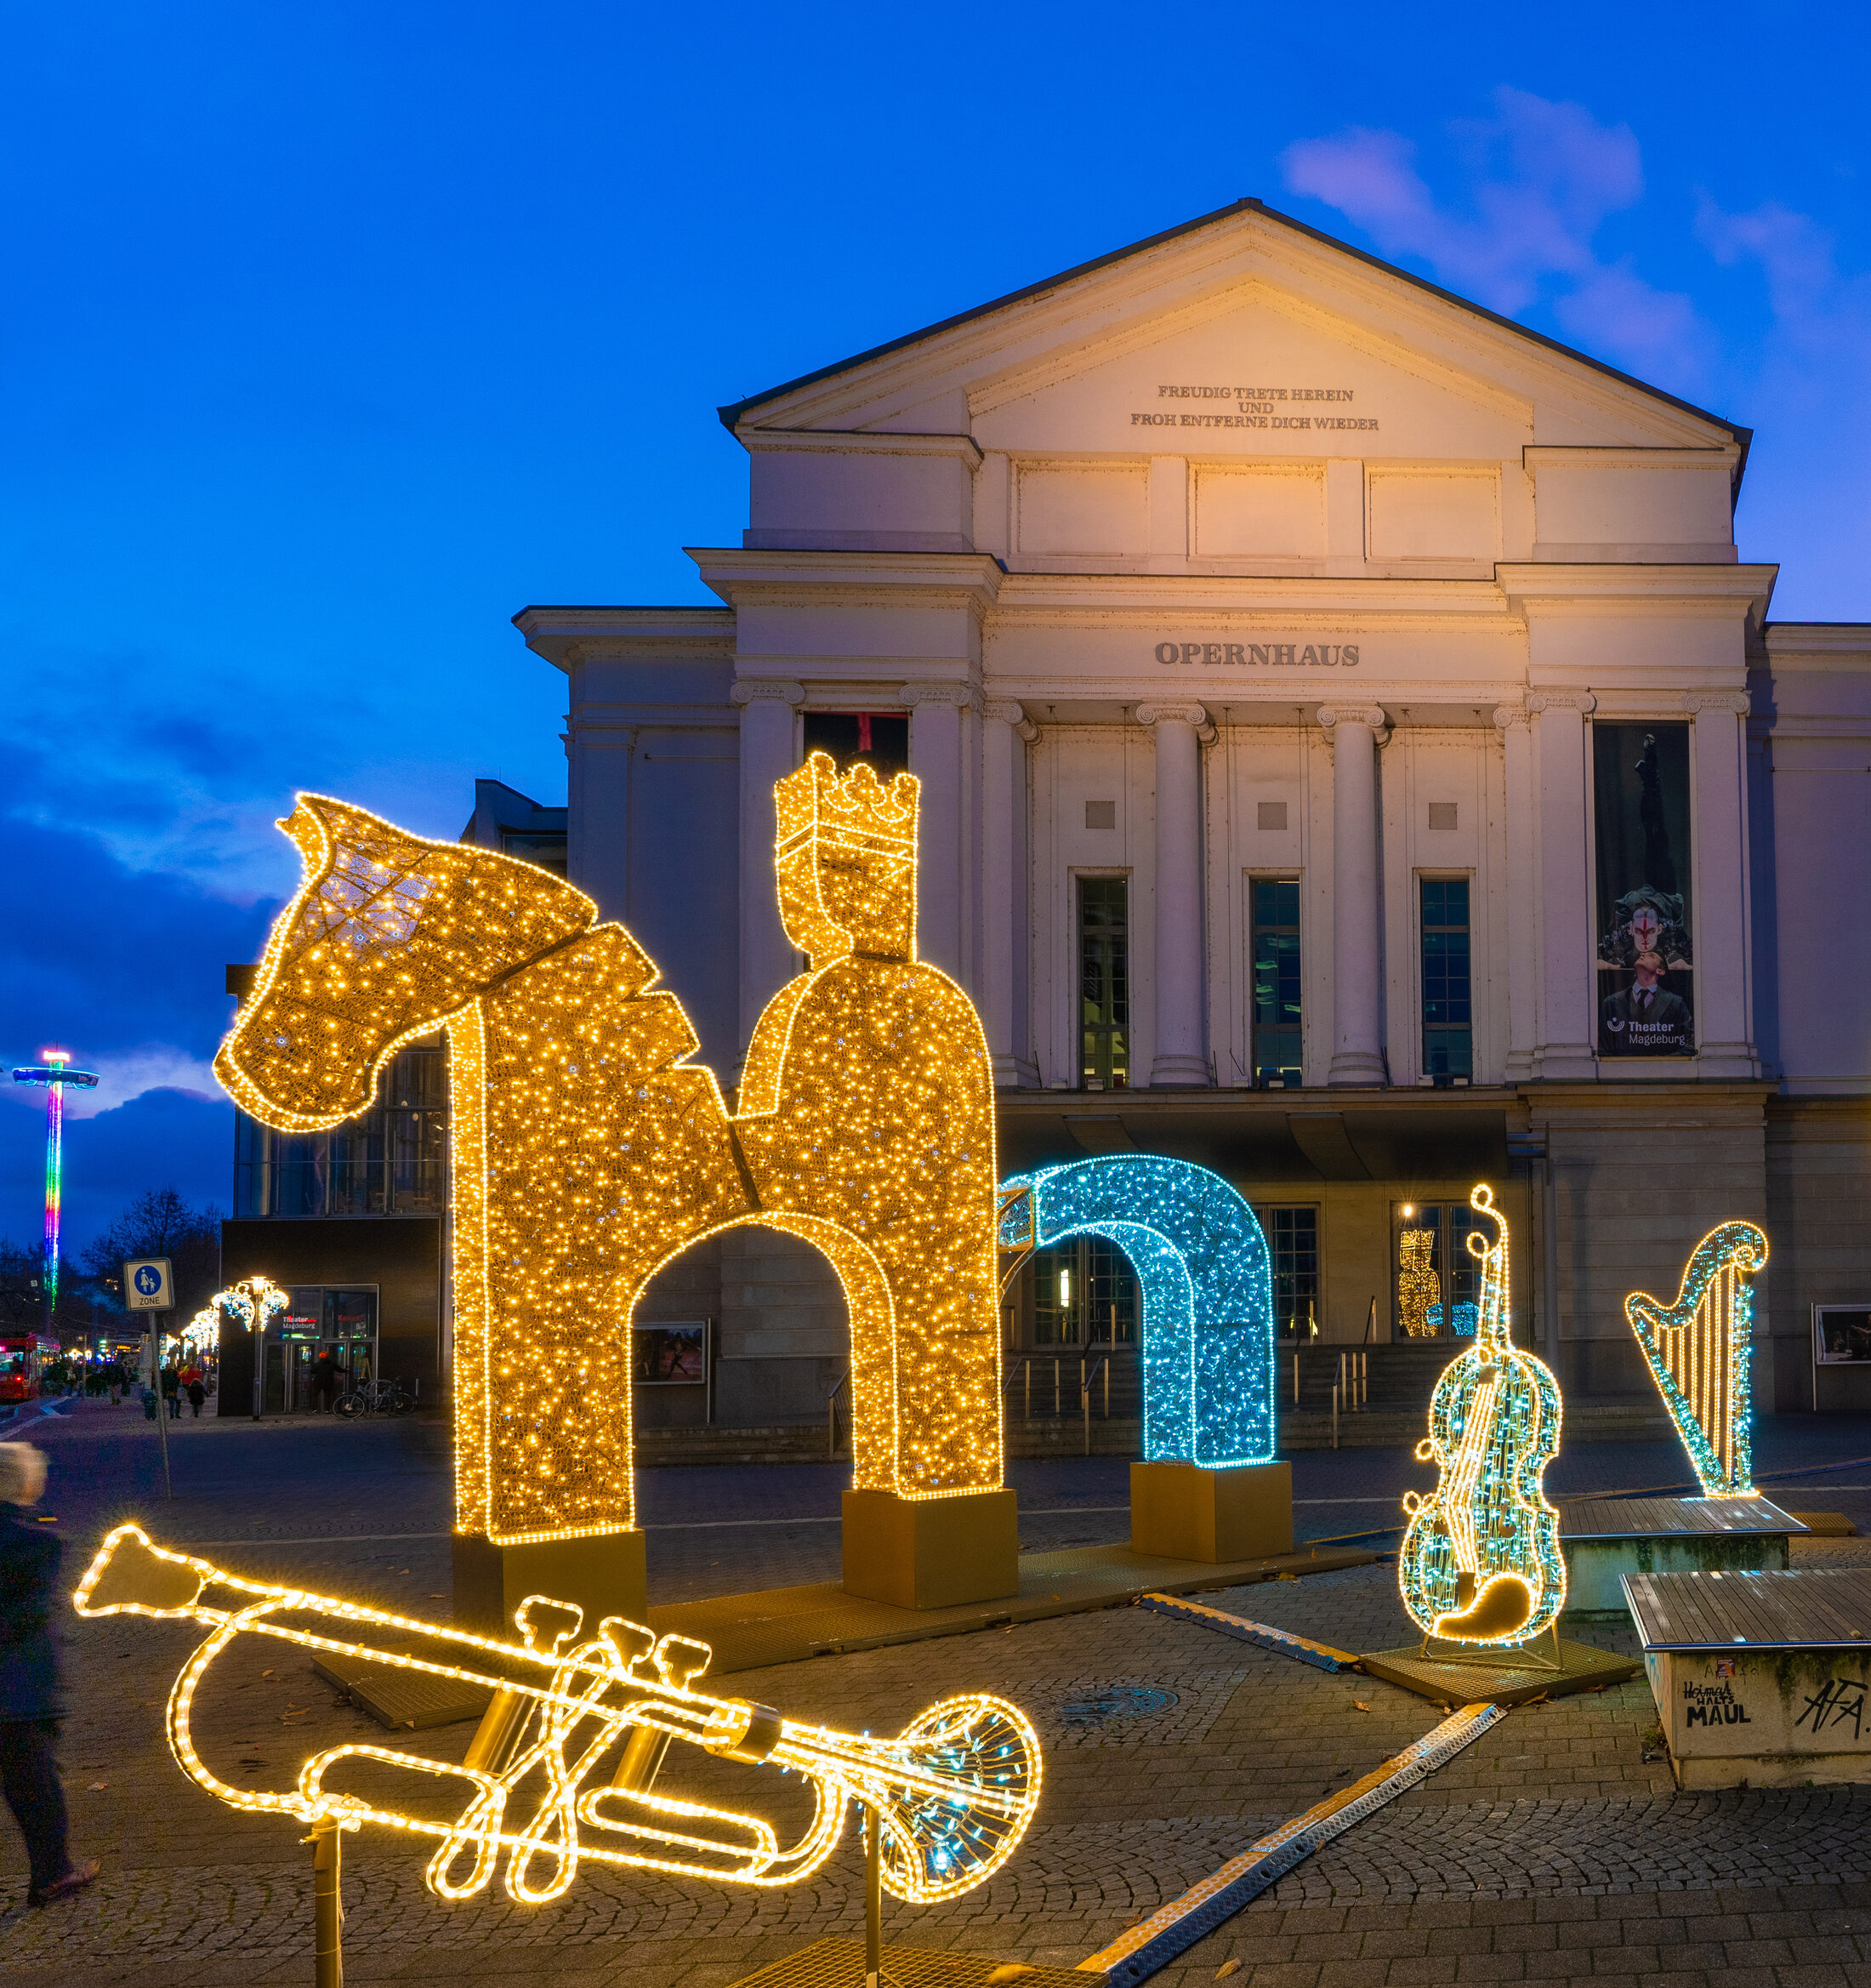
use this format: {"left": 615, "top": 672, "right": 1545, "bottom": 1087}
{"left": 310, "top": 1350, "right": 340, "bottom": 1414}
{"left": 186, "top": 1377, "right": 206, "bottom": 1418}
{"left": 0, "top": 1443, "right": 100, "bottom": 1907}
{"left": 160, "top": 1365, "right": 180, "bottom": 1420}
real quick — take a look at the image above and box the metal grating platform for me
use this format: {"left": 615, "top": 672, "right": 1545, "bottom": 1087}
{"left": 646, "top": 1541, "right": 1377, "bottom": 1677}
{"left": 310, "top": 1644, "right": 493, "bottom": 1731}
{"left": 1359, "top": 1638, "right": 1638, "bottom": 1706}
{"left": 725, "top": 1936, "right": 1095, "bottom": 1988}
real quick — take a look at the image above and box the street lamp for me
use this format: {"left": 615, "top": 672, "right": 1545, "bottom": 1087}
{"left": 204, "top": 1278, "right": 289, "bottom": 1420}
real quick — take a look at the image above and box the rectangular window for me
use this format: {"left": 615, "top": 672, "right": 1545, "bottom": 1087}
{"left": 1078, "top": 876, "right": 1129, "bottom": 1091}
{"left": 1250, "top": 877, "right": 1302, "bottom": 1086}
{"left": 1420, "top": 877, "right": 1472, "bottom": 1084}
{"left": 1026, "top": 1237, "right": 1138, "bottom": 1348}
{"left": 1254, "top": 1205, "right": 1319, "bottom": 1337}
{"left": 801, "top": 710, "right": 910, "bottom": 780}
{"left": 244, "top": 1040, "right": 448, "bottom": 1216}
{"left": 1394, "top": 1199, "right": 1483, "bottom": 1337}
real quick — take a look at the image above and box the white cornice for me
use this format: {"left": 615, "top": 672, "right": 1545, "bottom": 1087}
{"left": 1498, "top": 563, "right": 1777, "bottom": 622}
{"left": 514, "top": 605, "right": 735, "bottom": 674}
{"left": 686, "top": 547, "right": 1004, "bottom": 612}
{"left": 737, "top": 428, "right": 984, "bottom": 467}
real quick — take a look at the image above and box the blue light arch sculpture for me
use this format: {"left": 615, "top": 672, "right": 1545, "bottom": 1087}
{"left": 998, "top": 1155, "right": 1276, "bottom": 1467}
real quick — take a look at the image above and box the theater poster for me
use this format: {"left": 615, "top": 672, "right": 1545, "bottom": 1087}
{"left": 1594, "top": 722, "right": 1695, "bottom": 1057}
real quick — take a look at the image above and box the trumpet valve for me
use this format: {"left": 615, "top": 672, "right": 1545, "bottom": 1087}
{"left": 705, "top": 1700, "right": 784, "bottom": 1765}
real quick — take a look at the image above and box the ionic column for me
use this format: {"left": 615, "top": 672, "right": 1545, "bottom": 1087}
{"left": 1494, "top": 705, "right": 1538, "bottom": 1082}
{"left": 1686, "top": 690, "right": 1758, "bottom": 1077}
{"left": 1528, "top": 691, "right": 1596, "bottom": 1079}
{"left": 564, "top": 716, "right": 634, "bottom": 922}
{"left": 731, "top": 679, "right": 804, "bottom": 1066}
{"left": 1317, "top": 704, "right": 1388, "bottom": 1086}
{"left": 981, "top": 700, "right": 1039, "bottom": 1087}
{"left": 1137, "top": 702, "right": 1214, "bottom": 1086}
{"left": 903, "top": 683, "right": 973, "bottom": 980}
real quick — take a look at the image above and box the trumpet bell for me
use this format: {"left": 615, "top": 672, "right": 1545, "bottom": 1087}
{"left": 872, "top": 1695, "right": 1041, "bottom": 1903}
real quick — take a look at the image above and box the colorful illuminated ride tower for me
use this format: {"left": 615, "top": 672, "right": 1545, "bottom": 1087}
{"left": 11, "top": 1049, "right": 100, "bottom": 1330}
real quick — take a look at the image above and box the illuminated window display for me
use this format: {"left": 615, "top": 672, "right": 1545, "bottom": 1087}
{"left": 1398, "top": 1185, "right": 1565, "bottom": 1646}
{"left": 75, "top": 1523, "right": 1041, "bottom": 1906}
{"left": 1624, "top": 1222, "right": 1766, "bottom": 1498}
{"left": 998, "top": 1154, "right": 1275, "bottom": 1466}
{"left": 218, "top": 758, "right": 1006, "bottom": 1557}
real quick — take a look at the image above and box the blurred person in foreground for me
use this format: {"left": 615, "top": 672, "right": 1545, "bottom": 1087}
{"left": 0, "top": 1443, "right": 99, "bottom": 1906}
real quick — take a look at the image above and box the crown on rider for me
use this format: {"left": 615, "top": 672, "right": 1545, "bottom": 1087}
{"left": 773, "top": 751, "right": 920, "bottom": 965}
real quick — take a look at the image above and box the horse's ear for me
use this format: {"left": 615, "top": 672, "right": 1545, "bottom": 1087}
{"left": 276, "top": 800, "right": 335, "bottom": 880}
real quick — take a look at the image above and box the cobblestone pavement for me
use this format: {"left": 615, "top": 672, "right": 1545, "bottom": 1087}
{"left": 8, "top": 1400, "right": 1871, "bottom": 1985}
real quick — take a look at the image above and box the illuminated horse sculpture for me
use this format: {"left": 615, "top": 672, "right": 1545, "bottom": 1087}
{"left": 216, "top": 754, "right": 1003, "bottom": 1558}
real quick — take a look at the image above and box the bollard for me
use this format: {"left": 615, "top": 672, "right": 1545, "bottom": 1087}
{"left": 310, "top": 1815, "right": 343, "bottom": 1988}
{"left": 864, "top": 1801, "right": 883, "bottom": 1988}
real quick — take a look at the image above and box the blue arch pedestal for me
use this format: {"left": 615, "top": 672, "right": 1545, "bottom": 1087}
{"left": 998, "top": 1154, "right": 1277, "bottom": 1468}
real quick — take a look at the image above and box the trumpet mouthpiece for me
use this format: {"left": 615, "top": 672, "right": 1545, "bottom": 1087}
{"left": 75, "top": 1524, "right": 208, "bottom": 1618}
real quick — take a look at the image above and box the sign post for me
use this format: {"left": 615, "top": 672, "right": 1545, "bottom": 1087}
{"left": 124, "top": 1258, "right": 175, "bottom": 1499}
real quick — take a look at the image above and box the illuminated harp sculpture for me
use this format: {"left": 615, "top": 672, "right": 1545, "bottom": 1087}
{"left": 215, "top": 756, "right": 1009, "bottom": 1621}
{"left": 1624, "top": 1223, "right": 1767, "bottom": 1499}
{"left": 75, "top": 1524, "right": 1041, "bottom": 1911}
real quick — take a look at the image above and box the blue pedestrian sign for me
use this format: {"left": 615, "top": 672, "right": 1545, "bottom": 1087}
{"left": 123, "top": 1257, "right": 173, "bottom": 1311}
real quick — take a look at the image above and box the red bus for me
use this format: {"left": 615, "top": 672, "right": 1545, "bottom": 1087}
{"left": 0, "top": 1334, "right": 59, "bottom": 1404}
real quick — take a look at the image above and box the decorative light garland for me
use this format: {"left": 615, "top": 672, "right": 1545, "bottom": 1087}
{"left": 216, "top": 760, "right": 1007, "bottom": 1546}
{"left": 1624, "top": 1222, "right": 1766, "bottom": 1499}
{"left": 74, "top": 1523, "right": 1039, "bottom": 1905}
{"left": 997, "top": 1156, "right": 1276, "bottom": 1466}
{"left": 1397, "top": 1228, "right": 1440, "bottom": 1339}
{"left": 1397, "top": 1184, "right": 1566, "bottom": 1647}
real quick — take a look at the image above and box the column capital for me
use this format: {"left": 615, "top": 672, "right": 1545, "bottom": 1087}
{"left": 1137, "top": 699, "right": 1208, "bottom": 732}
{"left": 1315, "top": 703, "right": 1387, "bottom": 732}
{"left": 900, "top": 681, "right": 979, "bottom": 710}
{"left": 731, "top": 679, "right": 805, "bottom": 707}
{"left": 1526, "top": 689, "right": 1595, "bottom": 714}
{"left": 1683, "top": 689, "right": 1752, "bottom": 715}
{"left": 982, "top": 698, "right": 1037, "bottom": 743}
{"left": 1492, "top": 703, "right": 1531, "bottom": 733}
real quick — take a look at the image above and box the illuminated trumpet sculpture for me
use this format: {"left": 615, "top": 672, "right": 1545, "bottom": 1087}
{"left": 1624, "top": 1223, "right": 1767, "bottom": 1498}
{"left": 75, "top": 1524, "right": 1040, "bottom": 1906}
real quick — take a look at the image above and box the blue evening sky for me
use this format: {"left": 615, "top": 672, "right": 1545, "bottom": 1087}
{"left": 4, "top": 1, "right": 1867, "bottom": 1247}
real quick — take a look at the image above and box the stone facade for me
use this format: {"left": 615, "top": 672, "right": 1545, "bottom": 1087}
{"left": 512, "top": 198, "right": 1871, "bottom": 1415}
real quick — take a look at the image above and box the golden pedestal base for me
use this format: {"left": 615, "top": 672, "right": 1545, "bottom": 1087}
{"left": 841, "top": 1487, "right": 1019, "bottom": 1610}
{"left": 1129, "top": 1460, "right": 1294, "bottom": 1563}
{"left": 452, "top": 1528, "right": 647, "bottom": 1637}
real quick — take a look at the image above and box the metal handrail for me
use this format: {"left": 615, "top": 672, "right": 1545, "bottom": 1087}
{"left": 827, "top": 1368, "right": 850, "bottom": 1461}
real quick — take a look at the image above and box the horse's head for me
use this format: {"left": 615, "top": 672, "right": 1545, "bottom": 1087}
{"left": 216, "top": 794, "right": 594, "bottom": 1131}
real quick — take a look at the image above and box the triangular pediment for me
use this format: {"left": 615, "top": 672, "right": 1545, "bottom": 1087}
{"left": 723, "top": 200, "right": 1745, "bottom": 464}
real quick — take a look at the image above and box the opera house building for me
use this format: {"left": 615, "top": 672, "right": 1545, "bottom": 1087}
{"left": 508, "top": 198, "right": 1871, "bottom": 1436}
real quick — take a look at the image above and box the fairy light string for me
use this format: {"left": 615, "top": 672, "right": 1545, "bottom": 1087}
{"left": 998, "top": 1155, "right": 1277, "bottom": 1466}
{"left": 216, "top": 761, "right": 1006, "bottom": 1545}
{"left": 1396, "top": 1183, "right": 1567, "bottom": 1647}
{"left": 1624, "top": 1222, "right": 1766, "bottom": 1498}
{"left": 73, "top": 1524, "right": 1040, "bottom": 1906}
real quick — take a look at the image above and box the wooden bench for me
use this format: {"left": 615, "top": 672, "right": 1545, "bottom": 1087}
{"left": 1624, "top": 1566, "right": 1871, "bottom": 1788}
{"left": 1560, "top": 1495, "right": 1805, "bottom": 1620}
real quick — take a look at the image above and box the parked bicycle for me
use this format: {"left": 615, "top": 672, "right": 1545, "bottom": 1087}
{"left": 333, "top": 1376, "right": 418, "bottom": 1418}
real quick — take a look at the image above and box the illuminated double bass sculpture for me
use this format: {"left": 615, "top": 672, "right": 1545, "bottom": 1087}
{"left": 74, "top": 1524, "right": 1040, "bottom": 1906}
{"left": 1397, "top": 1185, "right": 1567, "bottom": 1649}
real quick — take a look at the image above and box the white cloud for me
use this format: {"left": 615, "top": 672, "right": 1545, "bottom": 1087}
{"left": 8, "top": 1046, "right": 226, "bottom": 1120}
{"left": 1280, "top": 88, "right": 1713, "bottom": 393}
